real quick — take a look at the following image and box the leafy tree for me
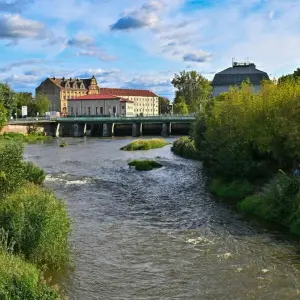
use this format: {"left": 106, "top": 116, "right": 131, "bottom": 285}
{"left": 173, "top": 102, "right": 189, "bottom": 114}
{"left": 35, "top": 93, "right": 51, "bottom": 115}
{"left": 0, "top": 83, "right": 15, "bottom": 117}
{"left": 13, "top": 92, "right": 36, "bottom": 117}
{"left": 278, "top": 67, "right": 300, "bottom": 84}
{"left": 171, "top": 70, "right": 212, "bottom": 113}
{"left": 0, "top": 104, "right": 7, "bottom": 129}
{"left": 159, "top": 97, "right": 172, "bottom": 114}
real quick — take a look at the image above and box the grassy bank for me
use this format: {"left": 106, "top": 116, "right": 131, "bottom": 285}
{"left": 128, "top": 159, "right": 163, "bottom": 171}
{"left": 121, "top": 139, "right": 170, "bottom": 151}
{"left": 0, "top": 132, "right": 51, "bottom": 143}
{"left": 171, "top": 136, "right": 201, "bottom": 160}
{"left": 0, "top": 141, "right": 71, "bottom": 298}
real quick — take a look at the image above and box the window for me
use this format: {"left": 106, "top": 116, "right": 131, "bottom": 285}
{"left": 71, "top": 107, "right": 74, "bottom": 114}
{"left": 84, "top": 107, "right": 86, "bottom": 114}
{"left": 100, "top": 107, "right": 104, "bottom": 114}
{"left": 113, "top": 106, "right": 116, "bottom": 114}
{"left": 88, "top": 107, "right": 91, "bottom": 115}
{"left": 96, "top": 107, "right": 99, "bottom": 115}
{"left": 122, "top": 105, "right": 125, "bottom": 109}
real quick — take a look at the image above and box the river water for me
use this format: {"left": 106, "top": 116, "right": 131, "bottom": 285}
{"left": 24, "top": 137, "right": 300, "bottom": 300}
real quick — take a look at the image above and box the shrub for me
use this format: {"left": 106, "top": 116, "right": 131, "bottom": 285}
{"left": 208, "top": 178, "right": 255, "bottom": 201}
{"left": 0, "top": 183, "right": 71, "bottom": 271}
{"left": 22, "top": 161, "right": 46, "bottom": 185}
{"left": 171, "top": 136, "right": 202, "bottom": 160}
{"left": 0, "top": 251, "right": 63, "bottom": 299}
{"left": 121, "top": 139, "right": 170, "bottom": 151}
{"left": 0, "top": 143, "right": 25, "bottom": 197}
{"left": 0, "top": 132, "right": 51, "bottom": 143}
{"left": 59, "top": 141, "right": 68, "bottom": 148}
{"left": 128, "top": 159, "right": 163, "bottom": 171}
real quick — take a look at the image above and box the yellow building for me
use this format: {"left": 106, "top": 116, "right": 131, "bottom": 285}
{"left": 36, "top": 76, "right": 159, "bottom": 116}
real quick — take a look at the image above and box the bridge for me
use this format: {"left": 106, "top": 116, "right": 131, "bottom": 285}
{"left": 5, "top": 115, "right": 196, "bottom": 137}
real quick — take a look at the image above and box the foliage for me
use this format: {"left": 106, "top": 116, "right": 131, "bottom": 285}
{"left": 278, "top": 67, "right": 300, "bottom": 84}
{"left": 128, "top": 159, "right": 163, "bottom": 171}
{"left": 0, "top": 103, "right": 7, "bottom": 129}
{"left": 173, "top": 101, "right": 189, "bottom": 115}
{"left": 0, "top": 83, "right": 15, "bottom": 117}
{"left": 35, "top": 93, "right": 51, "bottom": 115}
{"left": 208, "top": 179, "right": 255, "bottom": 201}
{"left": 121, "top": 139, "right": 170, "bottom": 151}
{"left": 59, "top": 141, "right": 68, "bottom": 148}
{"left": 171, "top": 70, "right": 212, "bottom": 113}
{"left": 238, "top": 173, "right": 300, "bottom": 235}
{"left": 171, "top": 136, "right": 202, "bottom": 160}
{"left": 0, "top": 251, "right": 63, "bottom": 299}
{"left": 22, "top": 161, "right": 46, "bottom": 185}
{"left": 195, "top": 79, "right": 300, "bottom": 181}
{"left": 0, "top": 132, "right": 50, "bottom": 143}
{"left": 0, "top": 142, "right": 25, "bottom": 198}
{"left": 159, "top": 97, "right": 172, "bottom": 114}
{"left": 0, "top": 183, "right": 71, "bottom": 271}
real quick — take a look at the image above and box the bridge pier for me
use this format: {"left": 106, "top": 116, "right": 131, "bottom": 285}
{"left": 55, "top": 123, "right": 60, "bottom": 137}
{"left": 72, "top": 123, "right": 86, "bottom": 137}
{"left": 132, "top": 123, "right": 143, "bottom": 137}
{"left": 161, "top": 123, "right": 171, "bottom": 137}
{"left": 103, "top": 123, "right": 114, "bottom": 137}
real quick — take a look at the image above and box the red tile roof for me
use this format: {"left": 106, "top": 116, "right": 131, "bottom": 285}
{"left": 69, "top": 94, "right": 134, "bottom": 102}
{"left": 100, "top": 88, "right": 158, "bottom": 97}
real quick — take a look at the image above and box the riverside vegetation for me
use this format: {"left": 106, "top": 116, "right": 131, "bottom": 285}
{"left": 173, "top": 79, "right": 300, "bottom": 235}
{"left": 0, "top": 132, "right": 51, "bottom": 143}
{"left": 0, "top": 141, "right": 71, "bottom": 299}
{"left": 128, "top": 159, "right": 163, "bottom": 171}
{"left": 121, "top": 139, "right": 170, "bottom": 151}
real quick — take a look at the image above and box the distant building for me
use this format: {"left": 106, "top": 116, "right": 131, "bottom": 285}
{"left": 68, "top": 94, "right": 134, "bottom": 117}
{"left": 211, "top": 61, "right": 270, "bottom": 97}
{"left": 35, "top": 76, "right": 159, "bottom": 116}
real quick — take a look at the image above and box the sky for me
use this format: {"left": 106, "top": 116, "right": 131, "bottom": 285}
{"left": 0, "top": 0, "right": 299, "bottom": 100}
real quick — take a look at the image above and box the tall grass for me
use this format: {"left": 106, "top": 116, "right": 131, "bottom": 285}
{"left": 0, "top": 132, "right": 51, "bottom": 143}
{"left": 121, "top": 139, "right": 170, "bottom": 151}
{"left": 0, "top": 183, "right": 71, "bottom": 271}
{"left": 0, "top": 251, "right": 63, "bottom": 299}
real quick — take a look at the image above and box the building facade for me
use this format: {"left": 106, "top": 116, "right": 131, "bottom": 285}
{"left": 36, "top": 76, "right": 159, "bottom": 116}
{"left": 68, "top": 94, "right": 134, "bottom": 117}
{"left": 211, "top": 62, "right": 270, "bottom": 97}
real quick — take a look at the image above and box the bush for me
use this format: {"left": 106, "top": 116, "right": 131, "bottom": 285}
{"left": 0, "top": 251, "right": 63, "bottom": 299}
{"left": 22, "top": 162, "right": 46, "bottom": 185}
{"left": 128, "top": 159, "right": 163, "bottom": 171}
{"left": 0, "top": 183, "right": 71, "bottom": 271}
{"left": 171, "top": 136, "right": 202, "bottom": 160}
{"left": 208, "top": 178, "right": 255, "bottom": 201}
{"left": 121, "top": 139, "right": 170, "bottom": 151}
{"left": 0, "top": 143, "right": 25, "bottom": 197}
{"left": 0, "top": 132, "right": 51, "bottom": 143}
{"left": 238, "top": 173, "right": 300, "bottom": 235}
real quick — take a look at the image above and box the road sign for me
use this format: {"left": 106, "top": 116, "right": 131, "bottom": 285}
{"left": 21, "top": 106, "right": 28, "bottom": 117}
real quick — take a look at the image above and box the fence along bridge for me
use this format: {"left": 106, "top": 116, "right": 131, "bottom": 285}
{"left": 7, "top": 115, "right": 196, "bottom": 137}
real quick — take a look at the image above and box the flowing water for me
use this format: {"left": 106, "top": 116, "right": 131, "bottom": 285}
{"left": 25, "top": 137, "right": 300, "bottom": 300}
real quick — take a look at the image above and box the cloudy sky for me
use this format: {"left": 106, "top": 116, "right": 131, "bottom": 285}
{"left": 0, "top": 0, "right": 299, "bottom": 99}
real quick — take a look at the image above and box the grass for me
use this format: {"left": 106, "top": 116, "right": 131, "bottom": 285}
{"left": 208, "top": 178, "right": 255, "bottom": 201}
{"left": 0, "top": 183, "right": 71, "bottom": 271}
{"left": 0, "top": 132, "right": 51, "bottom": 144}
{"left": 128, "top": 159, "right": 163, "bottom": 171}
{"left": 59, "top": 141, "right": 68, "bottom": 148}
{"left": 121, "top": 139, "right": 170, "bottom": 151}
{"left": 171, "top": 136, "right": 202, "bottom": 160}
{"left": 0, "top": 251, "right": 63, "bottom": 299}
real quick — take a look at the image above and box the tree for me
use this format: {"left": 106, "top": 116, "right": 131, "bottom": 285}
{"left": 278, "top": 67, "right": 300, "bottom": 84}
{"left": 159, "top": 97, "right": 172, "bottom": 114}
{"left": 13, "top": 92, "right": 36, "bottom": 117}
{"left": 35, "top": 93, "right": 51, "bottom": 115}
{"left": 0, "top": 104, "right": 7, "bottom": 129}
{"left": 173, "top": 102, "right": 189, "bottom": 115}
{"left": 0, "top": 83, "right": 15, "bottom": 117}
{"left": 171, "top": 70, "right": 212, "bottom": 113}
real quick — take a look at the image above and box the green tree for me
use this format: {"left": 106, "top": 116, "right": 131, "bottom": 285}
{"left": 159, "top": 97, "right": 171, "bottom": 114}
{"left": 0, "top": 83, "right": 15, "bottom": 117}
{"left": 173, "top": 102, "right": 189, "bottom": 114}
{"left": 35, "top": 93, "right": 51, "bottom": 115}
{"left": 278, "top": 67, "right": 300, "bottom": 84}
{"left": 171, "top": 70, "right": 212, "bottom": 113}
{"left": 0, "top": 104, "right": 7, "bottom": 129}
{"left": 13, "top": 92, "right": 37, "bottom": 117}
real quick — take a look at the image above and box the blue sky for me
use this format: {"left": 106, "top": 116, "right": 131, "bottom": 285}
{"left": 0, "top": 0, "right": 299, "bottom": 99}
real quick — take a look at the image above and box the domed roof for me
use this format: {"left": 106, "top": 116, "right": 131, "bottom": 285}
{"left": 212, "top": 63, "right": 269, "bottom": 86}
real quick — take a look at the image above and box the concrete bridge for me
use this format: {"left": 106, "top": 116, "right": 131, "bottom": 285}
{"left": 5, "top": 115, "right": 196, "bottom": 137}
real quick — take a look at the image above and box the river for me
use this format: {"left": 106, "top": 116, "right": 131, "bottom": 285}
{"left": 24, "top": 137, "right": 300, "bottom": 300}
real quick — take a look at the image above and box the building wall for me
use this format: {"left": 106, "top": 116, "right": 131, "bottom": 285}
{"left": 36, "top": 79, "right": 61, "bottom": 112}
{"left": 118, "top": 96, "right": 159, "bottom": 116}
{"left": 213, "top": 84, "right": 261, "bottom": 97}
{"left": 68, "top": 100, "right": 133, "bottom": 116}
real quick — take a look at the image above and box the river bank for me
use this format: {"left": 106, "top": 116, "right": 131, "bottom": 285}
{"left": 0, "top": 140, "right": 71, "bottom": 299}
{"left": 24, "top": 137, "right": 300, "bottom": 299}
